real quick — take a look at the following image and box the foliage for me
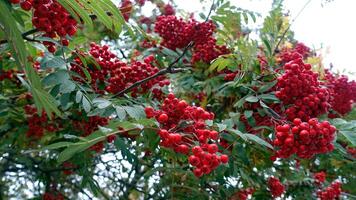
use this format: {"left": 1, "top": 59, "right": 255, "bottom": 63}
{"left": 0, "top": 0, "right": 355, "bottom": 199}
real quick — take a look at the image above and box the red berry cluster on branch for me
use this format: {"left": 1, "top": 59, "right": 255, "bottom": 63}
{"left": 71, "top": 43, "right": 114, "bottom": 92}
{"left": 71, "top": 43, "right": 169, "bottom": 97}
{"left": 278, "top": 42, "right": 311, "bottom": 63}
{"left": 154, "top": 16, "right": 229, "bottom": 64}
{"left": 314, "top": 171, "right": 327, "bottom": 184}
{"left": 275, "top": 56, "right": 330, "bottom": 121}
{"left": 106, "top": 55, "right": 169, "bottom": 98}
{"left": 273, "top": 118, "right": 336, "bottom": 159}
{"left": 24, "top": 105, "right": 60, "bottom": 139}
{"left": 324, "top": 70, "right": 356, "bottom": 117}
{"left": 135, "top": 0, "right": 145, "bottom": 6}
{"left": 268, "top": 177, "right": 285, "bottom": 198}
{"left": 10, "top": 0, "right": 78, "bottom": 53}
{"left": 192, "top": 38, "right": 230, "bottom": 64}
{"left": 232, "top": 188, "right": 255, "bottom": 200}
{"left": 346, "top": 146, "right": 356, "bottom": 158}
{"left": 161, "top": 4, "right": 175, "bottom": 16}
{"left": 317, "top": 181, "right": 342, "bottom": 200}
{"left": 145, "top": 93, "right": 228, "bottom": 177}
{"left": 42, "top": 192, "right": 64, "bottom": 200}
{"left": 154, "top": 16, "right": 195, "bottom": 50}
{"left": 119, "top": 0, "right": 133, "bottom": 21}
{"left": 0, "top": 69, "right": 17, "bottom": 81}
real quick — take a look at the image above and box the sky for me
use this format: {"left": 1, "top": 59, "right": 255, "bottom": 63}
{"left": 142, "top": 0, "right": 356, "bottom": 77}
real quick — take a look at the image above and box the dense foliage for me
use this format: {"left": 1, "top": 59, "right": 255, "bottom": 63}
{"left": 0, "top": 0, "right": 355, "bottom": 199}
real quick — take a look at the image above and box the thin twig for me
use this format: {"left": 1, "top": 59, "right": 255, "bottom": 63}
{"left": 112, "top": 0, "right": 216, "bottom": 97}
{"left": 205, "top": 0, "right": 216, "bottom": 22}
{"left": 0, "top": 29, "right": 38, "bottom": 45}
{"left": 273, "top": 0, "right": 312, "bottom": 55}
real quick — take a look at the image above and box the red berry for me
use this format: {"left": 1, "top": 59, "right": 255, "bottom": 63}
{"left": 158, "top": 113, "right": 168, "bottom": 123}
{"left": 20, "top": 1, "right": 32, "bottom": 11}
{"left": 220, "top": 154, "right": 229, "bottom": 163}
{"left": 208, "top": 144, "right": 218, "bottom": 153}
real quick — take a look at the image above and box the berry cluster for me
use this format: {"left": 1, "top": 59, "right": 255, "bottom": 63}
{"left": 161, "top": 4, "right": 175, "bottom": 16}
{"left": 0, "top": 69, "right": 16, "bottom": 81}
{"left": 314, "top": 171, "right": 327, "bottom": 184}
{"left": 275, "top": 56, "right": 330, "bottom": 121}
{"left": 346, "top": 146, "right": 356, "bottom": 158}
{"left": 317, "top": 181, "right": 342, "bottom": 200}
{"left": 223, "top": 69, "right": 239, "bottom": 81}
{"left": 10, "top": 0, "right": 78, "bottom": 53}
{"left": 233, "top": 188, "right": 255, "bottom": 200}
{"left": 24, "top": 105, "right": 60, "bottom": 139}
{"left": 154, "top": 16, "right": 195, "bottom": 50}
{"left": 192, "top": 38, "right": 230, "bottom": 64}
{"left": 278, "top": 42, "right": 311, "bottom": 63}
{"left": 324, "top": 70, "right": 356, "bottom": 117}
{"left": 154, "top": 16, "right": 228, "bottom": 64}
{"left": 72, "top": 115, "right": 109, "bottom": 137}
{"left": 145, "top": 93, "right": 228, "bottom": 177}
{"left": 136, "top": 0, "right": 145, "bottom": 6}
{"left": 42, "top": 192, "right": 64, "bottom": 200}
{"left": 106, "top": 55, "right": 169, "bottom": 98}
{"left": 72, "top": 115, "right": 110, "bottom": 152}
{"left": 71, "top": 43, "right": 114, "bottom": 92}
{"left": 71, "top": 43, "right": 169, "bottom": 97}
{"left": 119, "top": 0, "right": 133, "bottom": 21}
{"left": 268, "top": 177, "right": 285, "bottom": 198}
{"left": 272, "top": 118, "right": 336, "bottom": 159}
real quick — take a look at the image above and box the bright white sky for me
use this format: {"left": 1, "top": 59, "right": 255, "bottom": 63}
{"left": 141, "top": 0, "right": 356, "bottom": 76}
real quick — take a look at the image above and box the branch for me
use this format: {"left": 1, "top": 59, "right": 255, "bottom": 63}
{"left": 112, "top": 53, "right": 192, "bottom": 97}
{"left": 112, "top": 0, "right": 216, "bottom": 97}
{"left": 272, "top": 0, "right": 312, "bottom": 55}
{"left": 0, "top": 29, "right": 38, "bottom": 45}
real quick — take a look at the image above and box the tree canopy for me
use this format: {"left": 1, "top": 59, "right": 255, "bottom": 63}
{"left": 0, "top": 0, "right": 355, "bottom": 199}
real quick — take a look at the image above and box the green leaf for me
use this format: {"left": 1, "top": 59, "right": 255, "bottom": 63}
{"left": 93, "top": 98, "right": 112, "bottom": 109}
{"left": 82, "top": 96, "right": 91, "bottom": 113}
{"left": 257, "top": 94, "right": 279, "bottom": 101}
{"left": 0, "top": 2, "right": 61, "bottom": 118}
{"left": 43, "top": 142, "right": 74, "bottom": 150}
{"left": 244, "top": 110, "right": 253, "bottom": 118}
{"left": 227, "top": 129, "right": 247, "bottom": 140}
{"left": 245, "top": 96, "right": 259, "bottom": 103}
{"left": 75, "top": 91, "right": 83, "bottom": 103}
{"left": 262, "top": 37, "right": 272, "bottom": 56}
{"left": 258, "top": 80, "right": 277, "bottom": 93}
{"left": 339, "top": 131, "right": 356, "bottom": 146}
{"left": 162, "top": 47, "right": 179, "bottom": 57}
{"left": 123, "top": 106, "right": 144, "bottom": 120}
{"left": 114, "top": 137, "right": 137, "bottom": 164}
{"left": 115, "top": 106, "right": 127, "bottom": 120}
{"left": 60, "top": 80, "right": 76, "bottom": 93}
{"left": 244, "top": 133, "right": 274, "bottom": 149}
{"left": 57, "top": 0, "right": 93, "bottom": 31}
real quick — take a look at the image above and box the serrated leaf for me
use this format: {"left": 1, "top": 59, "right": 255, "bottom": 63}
{"left": 244, "top": 133, "right": 274, "bottom": 149}
{"left": 245, "top": 96, "right": 259, "bottom": 103}
{"left": 82, "top": 96, "right": 91, "bottom": 113}
{"left": 244, "top": 110, "right": 253, "bottom": 118}
{"left": 258, "top": 80, "right": 277, "bottom": 93}
{"left": 75, "top": 91, "right": 83, "bottom": 103}
{"left": 339, "top": 131, "right": 356, "bottom": 146}
{"left": 43, "top": 142, "right": 74, "bottom": 150}
{"left": 123, "top": 106, "right": 144, "bottom": 120}
{"left": 93, "top": 98, "right": 112, "bottom": 109}
{"left": 115, "top": 106, "right": 127, "bottom": 120}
